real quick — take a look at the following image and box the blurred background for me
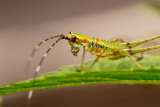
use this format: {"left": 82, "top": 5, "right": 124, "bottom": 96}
{"left": 1, "top": 0, "right": 160, "bottom": 107}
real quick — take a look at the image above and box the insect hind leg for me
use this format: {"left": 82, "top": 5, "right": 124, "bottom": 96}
{"left": 120, "top": 49, "right": 143, "bottom": 69}
{"left": 110, "top": 37, "right": 144, "bottom": 67}
{"left": 126, "top": 35, "right": 160, "bottom": 48}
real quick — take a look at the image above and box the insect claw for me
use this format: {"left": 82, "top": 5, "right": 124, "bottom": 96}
{"left": 75, "top": 66, "right": 81, "bottom": 72}
{"left": 136, "top": 52, "right": 144, "bottom": 61}
{"left": 132, "top": 52, "right": 144, "bottom": 61}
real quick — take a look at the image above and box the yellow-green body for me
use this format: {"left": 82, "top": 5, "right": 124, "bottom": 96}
{"left": 68, "top": 32, "right": 160, "bottom": 59}
{"left": 25, "top": 32, "right": 160, "bottom": 105}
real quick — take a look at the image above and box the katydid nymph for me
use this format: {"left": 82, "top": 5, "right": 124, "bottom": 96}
{"left": 25, "top": 32, "right": 160, "bottom": 106}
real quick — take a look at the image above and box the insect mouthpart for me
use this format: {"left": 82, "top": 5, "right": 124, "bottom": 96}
{"left": 72, "top": 50, "right": 79, "bottom": 56}
{"left": 69, "top": 41, "right": 80, "bottom": 56}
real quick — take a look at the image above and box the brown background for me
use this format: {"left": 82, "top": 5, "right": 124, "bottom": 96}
{"left": 1, "top": 0, "right": 160, "bottom": 107}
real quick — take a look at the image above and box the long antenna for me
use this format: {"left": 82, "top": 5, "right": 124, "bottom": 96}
{"left": 24, "top": 35, "right": 62, "bottom": 79}
{"left": 26, "top": 37, "right": 62, "bottom": 107}
{"left": 23, "top": 35, "right": 62, "bottom": 105}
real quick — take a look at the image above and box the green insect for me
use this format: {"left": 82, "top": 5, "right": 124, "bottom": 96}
{"left": 25, "top": 32, "right": 160, "bottom": 106}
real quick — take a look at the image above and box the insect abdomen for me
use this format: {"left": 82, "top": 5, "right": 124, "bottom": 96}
{"left": 84, "top": 39, "right": 121, "bottom": 56}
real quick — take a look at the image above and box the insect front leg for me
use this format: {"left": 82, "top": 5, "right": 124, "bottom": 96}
{"left": 76, "top": 46, "right": 86, "bottom": 72}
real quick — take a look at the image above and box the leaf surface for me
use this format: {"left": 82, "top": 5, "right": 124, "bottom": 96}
{"left": 0, "top": 55, "right": 160, "bottom": 95}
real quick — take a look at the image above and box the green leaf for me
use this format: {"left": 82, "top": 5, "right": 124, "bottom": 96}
{"left": 0, "top": 55, "right": 160, "bottom": 95}
{"left": 145, "top": 1, "right": 160, "bottom": 13}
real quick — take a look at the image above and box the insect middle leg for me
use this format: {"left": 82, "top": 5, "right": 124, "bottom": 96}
{"left": 110, "top": 38, "right": 125, "bottom": 43}
{"left": 86, "top": 50, "right": 104, "bottom": 71}
{"left": 76, "top": 46, "right": 86, "bottom": 72}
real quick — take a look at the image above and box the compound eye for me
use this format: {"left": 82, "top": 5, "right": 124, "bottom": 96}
{"left": 71, "top": 35, "right": 77, "bottom": 42}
